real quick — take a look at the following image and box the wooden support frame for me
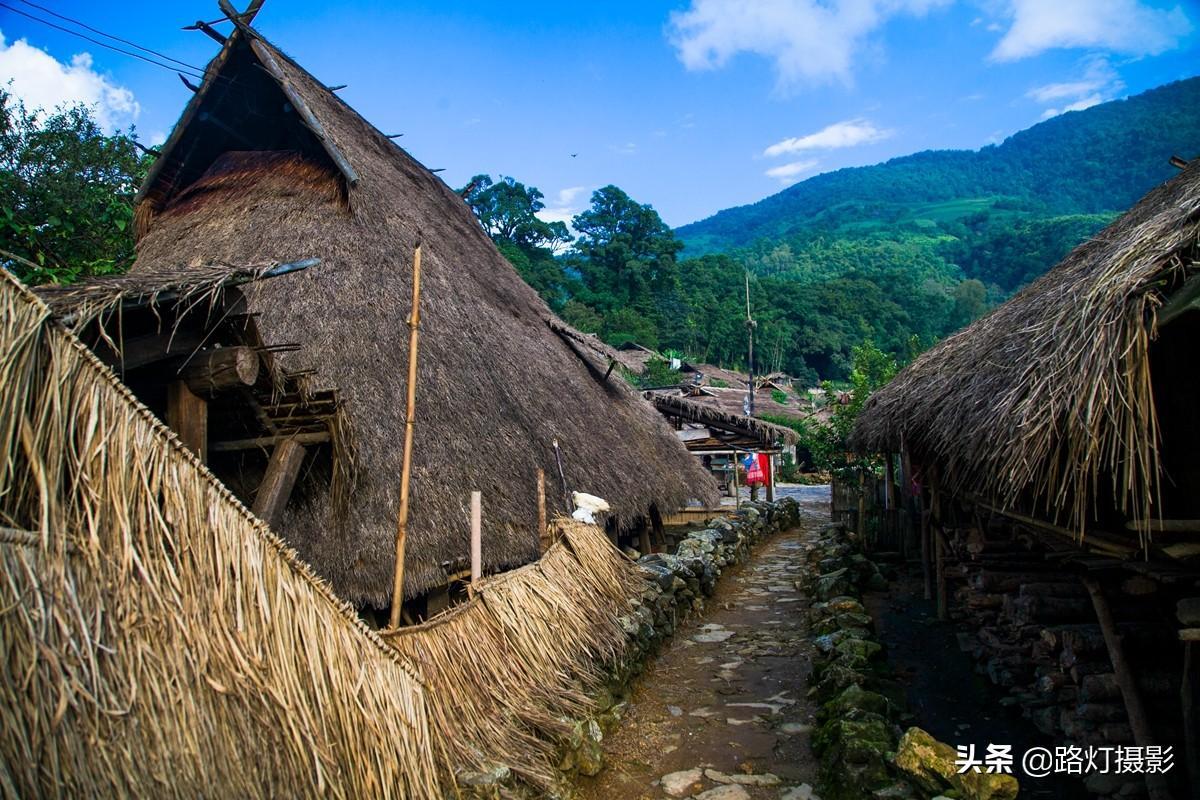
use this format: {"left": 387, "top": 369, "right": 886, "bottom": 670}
{"left": 251, "top": 438, "right": 306, "bottom": 528}
{"left": 210, "top": 431, "right": 329, "bottom": 452}
{"left": 469, "top": 491, "right": 482, "bottom": 596}
{"left": 1084, "top": 577, "right": 1175, "bottom": 800}
{"left": 167, "top": 380, "right": 208, "bottom": 462}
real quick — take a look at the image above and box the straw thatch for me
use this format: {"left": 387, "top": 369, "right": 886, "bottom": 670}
{"left": 0, "top": 268, "right": 444, "bottom": 798}
{"left": 56, "top": 23, "right": 716, "bottom": 606}
{"left": 854, "top": 161, "right": 1200, "bottom": 537}
{"left": 385, "top": 520, "right": 649, "bottom": 790}
{"left": 2, "top": 264, "right": 680, "bottom": 794}
{"left": 648, "top": 392, "right": 799, "bottom": 446}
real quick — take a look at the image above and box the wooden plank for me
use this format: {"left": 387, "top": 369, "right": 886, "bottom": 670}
{"left": 167, "top": 380, "right": 207, "bottom": 462}
{"left": 210, "top": 431, "right": 329, "bottom": 452}
{"left": 251, "top": 438, "right": 306, "bottom": 528}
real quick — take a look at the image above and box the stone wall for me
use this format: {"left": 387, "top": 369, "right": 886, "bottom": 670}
{"left": 802, "top": 521, "right": 1018, "bottom": 800}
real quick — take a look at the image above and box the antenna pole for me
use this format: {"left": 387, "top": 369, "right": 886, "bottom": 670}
{"left": 745, "top": 273, "right": 756, "bottom": 416}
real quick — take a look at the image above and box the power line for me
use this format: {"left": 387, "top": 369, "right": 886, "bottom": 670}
{"left": 0, "top": 2, "right": 208, "bottom": 79}
{"left": 14, "top": 0, "right": 206, "bottom": 72}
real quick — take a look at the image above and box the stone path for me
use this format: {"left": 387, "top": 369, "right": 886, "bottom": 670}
{"left": 576, "top": 489, "right": 830, "bottom": 800}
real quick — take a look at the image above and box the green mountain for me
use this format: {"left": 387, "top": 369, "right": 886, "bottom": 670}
{"left": 678, "top": 77, "right": 1200, "bottom": 263}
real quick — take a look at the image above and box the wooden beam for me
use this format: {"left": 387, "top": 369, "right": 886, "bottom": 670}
{"left": 247, "top": 38, "right": 360, "bottom": 187}
{"left": 210, "top": 431, "right": 329, "bottom": 452}
{"left": 1084, "top": 577, "right": 1175, "bottom": 800}
{"left": 638, "top": 519, "right": 652, "bottom": 556}
{"left": 98, "top": 329, "right": 205, "bottom": 372}
{"left": 649, "top": 503, "right": 665, "bottom": 550}
{"left": 765, "top": 453, "right": 775, "bottom": 502}
{"left": 251, "top": 438, "right": 306, "bottom": 528}
{"left": 182, "top": 346, "right": 259, "bottom": 396}
{"left": 167, "top": 381, "right": 207, "bottom": 462}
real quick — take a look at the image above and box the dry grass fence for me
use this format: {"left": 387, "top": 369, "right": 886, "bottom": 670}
{"left": 0, "top": 268, "right": 651, "bottom": 797}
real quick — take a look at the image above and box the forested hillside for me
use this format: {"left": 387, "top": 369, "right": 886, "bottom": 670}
{"left": 678, "top": 77, "right": 1200, "bottom": 254}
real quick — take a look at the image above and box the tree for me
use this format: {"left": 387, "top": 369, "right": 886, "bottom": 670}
{"left": 0, "top": 90, "right": 151, "bottom": 285}
{"left": 460, "top": 174, "right": 571, "bottom": 306}
{"left": 460, "top": 174, "right": 570, "bottom": 252}
{"left": 569, "top": 185, "right": 683, "bottom": 311}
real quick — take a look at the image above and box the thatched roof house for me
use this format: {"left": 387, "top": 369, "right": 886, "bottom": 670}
{"left": 44, "top": 17, "right": 715, "bottom": 607}
{"left": 854, "top": 160, "right": 1200, "bottom": 539}
{"left": 0, "top": 265, "right": 445, "bottom": 798}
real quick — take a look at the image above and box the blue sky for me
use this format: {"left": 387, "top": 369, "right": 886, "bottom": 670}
{"left": 1, "top": 0, "right": 1196, "bottom": 227}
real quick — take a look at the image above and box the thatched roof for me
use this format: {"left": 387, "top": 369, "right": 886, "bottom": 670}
{"left": 648, "top": 391, "right": 798, "bottom": 446}
{"left": 0, "top": 267, "right": 663, "bottom": 794}
{"left": 854, "top": 161, "right": 1200, "bottom": 534}
{"left": 0, "top": 264, "right": 441, "bottom": 798}
{"left": 80, "top": 21, "right": 715, "bottom": 606}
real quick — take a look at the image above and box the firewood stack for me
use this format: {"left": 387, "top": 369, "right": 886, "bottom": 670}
{"left": 943, "top": 518, "right": 1180, "bottom": 754}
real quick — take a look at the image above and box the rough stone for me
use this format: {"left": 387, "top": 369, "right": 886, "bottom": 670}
{"left": 660, "top": 768, "right": 704, "bottom": 797}
{"left": 693, "top": 785, "right": 751, "bottom": 800}
{"left": 892, "top": 727, "right": 1018, "bottom": 800}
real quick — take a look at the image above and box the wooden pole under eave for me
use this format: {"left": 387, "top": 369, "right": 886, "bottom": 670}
{"left": 388, "top": 243, "right": 423, "bottom": 630}
{"left": 1084, "top": 577, "right": 1175, "bottom": 800}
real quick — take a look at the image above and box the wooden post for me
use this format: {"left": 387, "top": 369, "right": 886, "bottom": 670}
{"left": 921, "top": 507, "right": 933, "bottom": 601}
{"left": 536, "top": 469, "right": 548, "bottom": 552}
{"left": 884, "top": 454, "right": 896, "bottom": 510}
{"left": 856, "top": 468, "right": 866, "bottom": 541}
{"left": 251, "top": 438, "right": 306, "bottom": 528}
{"left": 732, "top": 454, "right": 741, "bottom": 508}
{"left": 167, "top": 380, "right": 208, "bottom": 462}
{"left": 388, "top": 243, "right": 423, "bottom": 630}
{"left": 935, "top": 529, "right": 947, "bottom": 620}
{"left": 1084, "top": 577, "right": 1175, "bottom": 800}
{"left": 765, "top": 454, "right": 775, "bottom": 502}
{"left": 469, "top": 490, "right": 482, "bottom": 594}
{"left": 649, "top": 503, "right": 665, "bottom": 551}
{"left": 638, "top": 520, "right": 652, "bottom": 556}
{"left": 1182, "top": 639, "right": 1200, "bottom": 792}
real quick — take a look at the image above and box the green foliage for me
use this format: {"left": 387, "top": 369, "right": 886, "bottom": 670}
{"left": 634, "top": 356, "right": 682, "bottom": 388}
{"left": 0, "top": 90, "right": 151, "bottom": 284}
{"left": 709, "top": 378, "right": 729, "bottom": 388}
{"left": 461, "top": 174, "right": 571, "bottom": 307}
{"left": 678, "top": 77, "right": 1200, "bottom": 254}
{"left": 770, "top": 389, "right": 788, "bottom": 405}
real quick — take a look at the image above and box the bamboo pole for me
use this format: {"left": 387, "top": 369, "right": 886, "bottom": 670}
{"left": 469, "top": 491, "right": 482, "bottom": 597}
{"left": 388, "top": 243, "right": 423, "bottom": 630}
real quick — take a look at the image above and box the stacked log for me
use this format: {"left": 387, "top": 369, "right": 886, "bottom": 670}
{"left": 944, "top": 523, "right": 1177, "bottom": 754}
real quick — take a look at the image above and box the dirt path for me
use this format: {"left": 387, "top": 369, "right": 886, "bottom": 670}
{"left": 576, "top": 489, "right": 829, "bottom": 800}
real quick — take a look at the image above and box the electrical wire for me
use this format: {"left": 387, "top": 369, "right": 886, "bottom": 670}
{"left": 13, "top": 0, "right": 205, "bottom": 72}
{"left": 0, "top": 2, "right": 208, "bottom": 79}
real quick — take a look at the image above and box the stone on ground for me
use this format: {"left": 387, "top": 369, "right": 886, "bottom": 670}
{"left": 661, "top": 768, "right": 704, "bottom": 797}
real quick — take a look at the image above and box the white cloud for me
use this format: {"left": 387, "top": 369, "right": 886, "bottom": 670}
{"left": 611, "top": 141, "right": 638, "bottom": 155}
{"left": 1028, "top": 55, "right": 1125, "bottom": 119}
{"left": 667, "top": 0, "right": 952, "bottom": 89}
{"left": 0, "top": 30, "right": 140, "bottom": 131}
{"left": 764, "top": 158, "right": 819, "bottom": 183}
{"left": 763, "top": 118, "right": 892, "bottom": 157}
{"left": 536, "top": 186, "right": 588, "bottom": 246}
{"left": 991, "top": 0, "right": 1192, "bottom": 61}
